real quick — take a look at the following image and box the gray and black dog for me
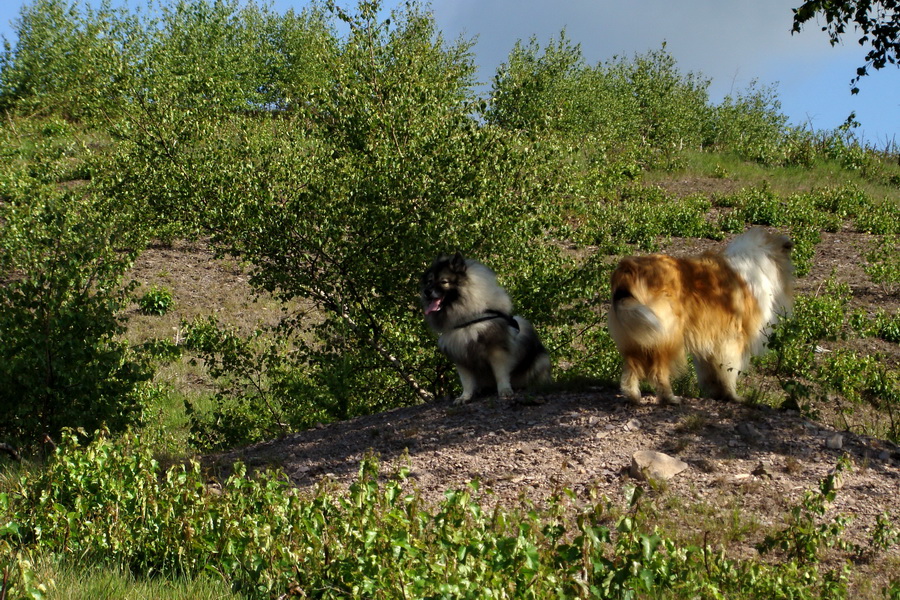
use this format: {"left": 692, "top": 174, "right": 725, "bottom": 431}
{"left": 421, "top": 253, "right": 551, "bottom": 404}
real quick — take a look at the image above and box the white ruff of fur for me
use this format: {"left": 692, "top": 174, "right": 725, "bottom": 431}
{"left": 441, "top": 260, "right": 513, "bottom": 329}
{"left": 436, "top": 260, "right": 514, "bottom": 357}
{"left": 724, "top": 228, "right": 793, "bottom": 355}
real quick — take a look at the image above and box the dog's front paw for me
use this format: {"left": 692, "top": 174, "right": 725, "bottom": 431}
{"left": 497, "top": 386, "right": 515, "bottom": 400}
{"left": 453, "top": 394, "right": 474, "bottom": 406}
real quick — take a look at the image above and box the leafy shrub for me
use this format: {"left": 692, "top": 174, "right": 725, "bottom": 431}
{"left": 851, "top": 308, "right": 900, "bottom": 344}
{"left": 605, "top": 45, "right": 713, "bottom": 158}
{"left": 580, "top": 186, "right": 718, "bottom": 254}
{"left": 855, "top": 201, "right": 900, "bottom": 235}
{"left": 708, "top": 80, "right": 789, "bottom": 164}
{"left": 179, "top": 317, "right": 293, "bottom": 449}
{"left": 488, "top": 37, "right": 713, "bottom": 167}
{"left": 0, "top": 0, "right": 143, "bottom": 121}
{"left": 103, "top": 0, "right": 620, "bottom": 428}
{"left": 735, "top": 184, "right": 786, "bottom": 226}
{"left": 864, "top": 235, "right": 900, "bottom": 294}
{"left": 714, "top": 209, "right": 746, "bottom": 234}
{"left": 809, "top": 185, "right": 869, "bottom": 221}
{"left": 0, "top": 184, "right": 150, "bottom": 447}
{"left": 817, "top": 349, "right": 900, "bottom": 421}
{"left": 487, "top": 32, "right": 612, "bottom": 135}
{"left": 2, "top": 430, "right": 888, "bottom": 599}
{"left": 788, "top": 225, "right": 821, "bottom": 278}
{"left": 758, "top": 457, "right": 853, "bottom": 563}
{"left": 656, "top": 193, "right": 718, "bottom": 238}
{"left": 763, "top": 280, "right": 900, "bottom": 439}
{"left": 759, "top": 280, "right": 850, "bottom": 385}
{"left": 137, "top": 285, "right": 175, "bottom": 316}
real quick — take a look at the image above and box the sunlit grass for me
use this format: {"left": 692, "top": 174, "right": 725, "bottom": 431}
{"left": 31, "top": 559, "right": 241, "bottom": 600}
{"left": 647, "top": 150, "right": 900, "bottom": 201}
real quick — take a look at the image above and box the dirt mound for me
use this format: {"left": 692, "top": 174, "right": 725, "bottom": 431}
{"left": 208, "top": 387, "right": 900, "bottom": 551}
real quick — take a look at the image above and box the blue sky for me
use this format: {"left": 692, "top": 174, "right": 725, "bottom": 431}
{"left": 1, "top": 0, "right": 898, "bottom": 147}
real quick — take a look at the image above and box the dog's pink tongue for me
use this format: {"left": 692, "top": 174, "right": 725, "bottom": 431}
{"left": 425, "top": 297, "right": 443, "bottom": 315}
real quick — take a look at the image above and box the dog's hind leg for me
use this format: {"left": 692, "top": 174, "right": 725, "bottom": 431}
{"left": 652, "top": 367, "right": 680, "bottom": 405}
{"left": 530, "top": 353, "right": 553, "bottom": 386}
{"left": 651, "top": 346, "right": 684, "bottom": 405}
{"left": 487, "top": 348, "right": 516, "bottom": 399}
{"left": 620, "top": 356, "right": 643, "bottom": 405}
{"left": 453, "top": 365, "right": 480, "bottom": 405}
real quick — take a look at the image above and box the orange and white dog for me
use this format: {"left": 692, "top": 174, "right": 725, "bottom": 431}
{"left": 607, "top": 227, "right": 795, "bottom": 405}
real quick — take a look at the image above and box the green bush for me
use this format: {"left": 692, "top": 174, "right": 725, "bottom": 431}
{"left": 488, "top": 37, "right": 713, "bottom": 167}
{"left": 179, "top": 317, "right": 304, "bottom": 450}
{"left": 2, "top": 430, "right": 889, "bottom": 599}
{"left": 102, "top": 0, "right": 613, "bottom": 429}
{"left": 864, "top": 235, "right": 900, "bottom": 293}
{"left": 761, "top": 279, "right": 900, "bottom": 439}
{"left": 0, "top": 184, "right": 150, "bottom": 447}
{"left": 758, "top": 280, "right": 851, "bottom": 408}
{"left": 0, "top": 0, "right": 143, "bottom": 121}
{"left": 137, "top": 285, "right": 175, "bottom": 316}
{"left": 708, "top": 80, "right": 789, "bottom": 164}
{"left": 758, "top": 456, "right": 853, "bottom": 564}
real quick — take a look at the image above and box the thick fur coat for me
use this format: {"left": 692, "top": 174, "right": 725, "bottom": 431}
{"left": 607, "top": 227, "right": 795, "bottom": 404}
{"left": 421, "top": 253, "right": 551, "bottom": 404}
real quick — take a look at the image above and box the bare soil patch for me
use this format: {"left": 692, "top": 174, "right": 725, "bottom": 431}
{"left": 209, "top": 386, "right": 900, "bottom": 523}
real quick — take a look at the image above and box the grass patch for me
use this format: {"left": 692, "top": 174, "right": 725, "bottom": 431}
{"left": 648, "top": 150, "right": 900, "bottom": 200}
{"left": 28, "top": 560, "right": 241, "bottom": 600}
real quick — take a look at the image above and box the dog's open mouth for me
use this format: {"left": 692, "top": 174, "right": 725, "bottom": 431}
{"left": 425, "top": 297, "right": 443, "bottom": 314}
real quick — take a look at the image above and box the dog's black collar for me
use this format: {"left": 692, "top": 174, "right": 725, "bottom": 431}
{"left": 454, "top": 310, "right": 520, "bottom": 332}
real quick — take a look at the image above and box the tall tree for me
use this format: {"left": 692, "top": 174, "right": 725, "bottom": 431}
{"left": 792, "top": 0, "right": 900, "bottom": 93}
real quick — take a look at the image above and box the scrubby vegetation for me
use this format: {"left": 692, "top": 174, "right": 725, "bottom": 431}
{"left": 2, "top": 432, "right": 896, "bottom": 599}
{"left": 1, "top": 0, "right": 898, "bottom": 597}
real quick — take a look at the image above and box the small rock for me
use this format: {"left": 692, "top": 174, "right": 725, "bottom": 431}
{"left": 630, "top": 450, "right": 689, "bottom": 482}
{"left": 825, "top": 433, "right": 844, "bottom": 450}
{"left": 737, "top": 422, "right": 763, "bottom": 441}
{"left": 827, "top": 466, "right": 845, "bottom": 491}
{"left": 624, "top": 418, "right": 641, "bottom": 432}
{"left": 694, "top": 458, "right": 719, "bottom": 474}
{"left": 751, "top": 462, "right": 773, "bottom": 479}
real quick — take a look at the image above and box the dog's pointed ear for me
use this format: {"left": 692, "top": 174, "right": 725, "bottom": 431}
{"left": 449, "top": 252, "right": 467, "bottom": 274}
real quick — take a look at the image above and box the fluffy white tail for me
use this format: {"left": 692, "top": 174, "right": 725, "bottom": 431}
{"left": 611, "top": 297, "right": 665, "bottom": 348}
